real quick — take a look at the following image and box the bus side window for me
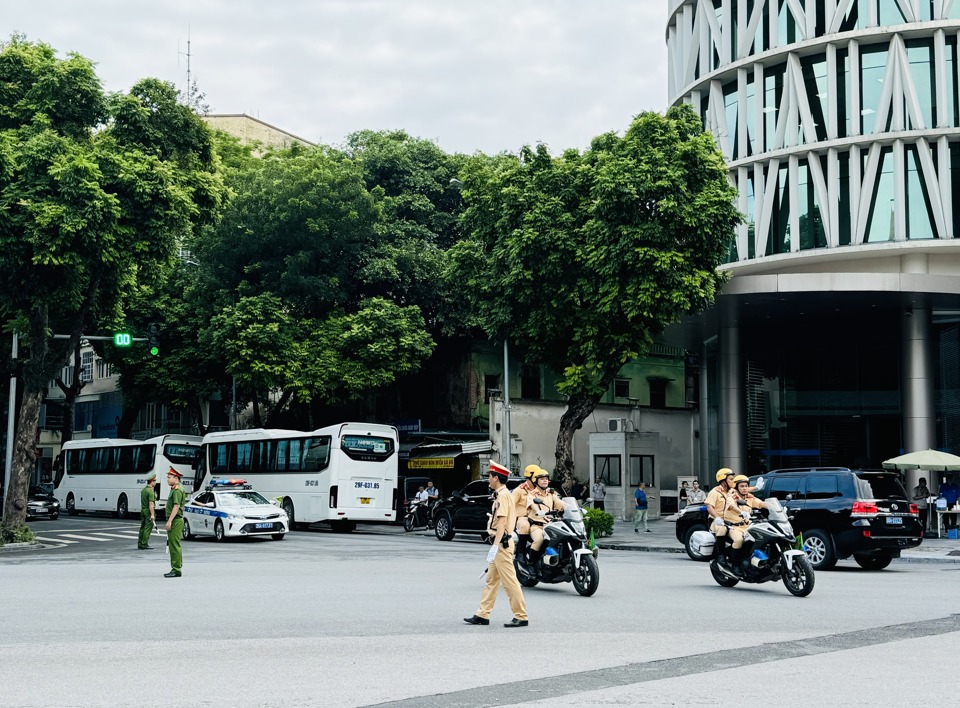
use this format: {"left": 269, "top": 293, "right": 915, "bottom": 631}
{"left": 304, "top": 437, "right": 331, "bottom": 472}
{"left": 53, "top": 453, "right": 65, "bottom": 486}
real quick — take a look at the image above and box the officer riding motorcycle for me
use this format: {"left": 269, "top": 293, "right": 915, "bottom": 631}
{"left": 719, "top": 475, "right": 767, "bottom": 568}
{"left": 525, "top": 468, "right": 565, "bottom": 563}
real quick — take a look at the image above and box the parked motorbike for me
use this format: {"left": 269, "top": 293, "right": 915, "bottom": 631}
{"left": 403, "top": 499, "right": 434, "bottom": 532}
{"left": 689, "top": 498, "right": 815, "bottom": 597}
{"left": 514, "top": 496, "right": 599, "bottom": 597}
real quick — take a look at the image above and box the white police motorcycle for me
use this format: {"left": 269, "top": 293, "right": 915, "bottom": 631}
{"left": 514, "top": 497, "right": 600, "bottom": 597}
{"left": 689, "top": 496, "right": 815, "bottom": 597}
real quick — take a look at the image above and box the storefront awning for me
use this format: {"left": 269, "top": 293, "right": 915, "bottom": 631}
{"left": 406, "top": 440, "right": 493, "bottom": 469}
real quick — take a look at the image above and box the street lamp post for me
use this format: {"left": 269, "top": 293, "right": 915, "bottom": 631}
{"left": 502, "top": 340, "right": 511, "bottom": 470}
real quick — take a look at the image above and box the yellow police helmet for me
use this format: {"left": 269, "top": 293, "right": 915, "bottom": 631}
{"left": 732, "top": 474, "right": 749, "bottom": 485}
{"left": 715, "top": 468, "right": 734, "bottom": 482}
{"left": 531, "top": 468, "right": 551, "bottom": 482}
{"left": 523, "top": 464, "right": 541, "bottom": 480}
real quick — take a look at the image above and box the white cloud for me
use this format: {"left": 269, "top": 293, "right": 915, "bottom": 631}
{"left": 8, "top": 0, "right": 669, "bottom": 154}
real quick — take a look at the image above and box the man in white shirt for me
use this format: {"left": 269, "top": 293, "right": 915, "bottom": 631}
{"left": 591, "top": 480, "right": 606, "bottom": 511}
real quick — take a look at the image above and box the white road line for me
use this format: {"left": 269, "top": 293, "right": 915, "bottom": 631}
{"left": 93, "top": 532, "right": 141, "bottom": 539}
{"left": 59, "top": 534, "right": 112, "bottom": 542}
{"left": 34, "top": 536, "right": 78, "bottom": 544}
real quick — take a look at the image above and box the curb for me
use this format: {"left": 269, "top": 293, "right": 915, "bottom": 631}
{"left": 0, "top": 541, "right": 44, "bottom": 554}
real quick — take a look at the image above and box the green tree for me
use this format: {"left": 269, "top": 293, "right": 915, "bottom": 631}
{"left": 450, "top": 105, "right": 740, "bottom": 477}
{"left": 194, "top": 145, "right": 436, "bottom": 425}
{"left": 0, "top": 37, "right": 223, "bottom": 527}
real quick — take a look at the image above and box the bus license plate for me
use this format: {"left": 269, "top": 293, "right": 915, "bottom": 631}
{"left": 255, "top": 522, "right": 272, "bottom": 529}
{"left": 360, "top": 497, "right": 371, "bottom": 505}
{"left": 886, "top": 516, "right": 903, "bottom": 525}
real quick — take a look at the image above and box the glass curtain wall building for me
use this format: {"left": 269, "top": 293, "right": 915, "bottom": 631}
{"left": 666, "top": 0, "right": 960, "bottom": 477}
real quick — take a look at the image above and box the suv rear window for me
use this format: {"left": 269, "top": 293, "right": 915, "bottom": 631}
{"left": 855, "top": 473, "right": 908, "bottom": 500}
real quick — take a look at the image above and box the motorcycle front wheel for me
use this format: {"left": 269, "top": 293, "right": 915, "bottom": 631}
{"left": 572, "top": 555, "right": 599, "bottom": 596}
{"left": 403, "top": 514, "right": 415, "bottom": 532}
{"left": 782, "top": 554, "right": 815, "bottom": 597}
{"left": 709, "top": 559, "right": 739, "bottom": 587}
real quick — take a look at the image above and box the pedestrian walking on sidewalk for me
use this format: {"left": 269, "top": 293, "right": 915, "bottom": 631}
{"left": 137, "top": 472, "right": 157, "bottom": 549}
{"left": 634, "top": 482, "right": 650, "bottom": 533}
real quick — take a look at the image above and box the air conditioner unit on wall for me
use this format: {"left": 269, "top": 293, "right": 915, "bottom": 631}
{"left": 608, "top": 418, "right": 633, "bottom": 432}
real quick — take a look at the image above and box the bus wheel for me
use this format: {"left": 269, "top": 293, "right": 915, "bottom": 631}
{"left": 331, "top": 520, "right": 356, "bottom": 533}
{"left": 66, "top": 494, "right": 78, "bottom": 516}
{"left": 115, "top": 495, "right": 129, "bottom": 519}
{"left": 282, "top": 498, "right": 305, "bottom": 530}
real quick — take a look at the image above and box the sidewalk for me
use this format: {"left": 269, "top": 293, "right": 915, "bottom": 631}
{"left": 592, "top": 517, "right": 960, "bottom": 564}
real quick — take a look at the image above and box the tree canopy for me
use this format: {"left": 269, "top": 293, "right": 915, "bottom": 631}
{"left": 0, "top": 36, "right": 224, "bottom": 528}
{"left": 449, "top": 105, "right": 740, "bottom": 477}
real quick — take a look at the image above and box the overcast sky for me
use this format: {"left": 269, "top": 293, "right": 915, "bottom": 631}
{"left": 8, "top": 1, "right": 669, "bottom": 155}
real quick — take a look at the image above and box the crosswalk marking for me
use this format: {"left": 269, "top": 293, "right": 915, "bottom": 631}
{"left": 60, "top": 534, "right": 112, "bottom": 542}
{"left": 34, "top": 536, "right": 78, "bottom": 544}
{"left": 94, "top": 532, "right": 141, "bottom": 540}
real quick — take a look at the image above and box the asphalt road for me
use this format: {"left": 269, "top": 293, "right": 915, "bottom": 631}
{"left": 2, "top": 516, "right": 956, "bottom": 707}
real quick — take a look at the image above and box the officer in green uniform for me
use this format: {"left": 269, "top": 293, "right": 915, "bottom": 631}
{"left": 164, "top": 468, "right": 187, "bottom": 578}
{"left": 137, "top": 471, "right": 157, "bottom": 549}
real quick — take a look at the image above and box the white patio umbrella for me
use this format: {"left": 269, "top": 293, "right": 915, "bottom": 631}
{"left": 882, "top": 449, "right": 960, "bottom": 472}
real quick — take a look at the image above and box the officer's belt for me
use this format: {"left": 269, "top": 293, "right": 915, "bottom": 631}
{"left": 529, "top": 519, "right": 548, "bottom": 526}
{"left": 725, "top": 520, "right": 749, "bottom": 527}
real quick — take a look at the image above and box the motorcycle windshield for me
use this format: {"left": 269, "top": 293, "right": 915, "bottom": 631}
{"left": 765, "top": 497, "right": 788, "bottom": 522}
{"left": 561, "top": 497, "right": 583, "bottom": 521}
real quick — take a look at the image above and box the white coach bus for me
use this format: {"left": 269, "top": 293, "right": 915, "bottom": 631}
{"left": 193, "top": 422, "right": 399, "bottom": 531}
{"left": 54, "top": 434, "right": 202, "bottom": 517}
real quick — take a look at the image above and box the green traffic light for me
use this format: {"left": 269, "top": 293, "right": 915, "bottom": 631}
{"left": 150, "top": 346, "right": 160, "bottom": 356}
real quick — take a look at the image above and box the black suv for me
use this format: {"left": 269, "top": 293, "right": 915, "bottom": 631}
{"left": 433, "top": 477, "right": 523, "bottom": 542}
{"left": 675, "top": 467, "right": 923, "bottom": 570}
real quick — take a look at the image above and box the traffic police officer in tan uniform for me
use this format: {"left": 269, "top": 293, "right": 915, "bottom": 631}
{"left": 527, "top": 468, "right": 565, "bottom": 560}
{"left": 723, "top": 474, "right": 768, "bottom": 567}
{"left": 464, "top": 461, "right": 529, "bottom": 627}
{"left": 706, "top": 468, "right": 735, "bottom": 558}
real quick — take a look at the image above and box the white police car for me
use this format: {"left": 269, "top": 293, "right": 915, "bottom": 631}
{"left": 182, "top": 480, "right": 289, "bottom": 542}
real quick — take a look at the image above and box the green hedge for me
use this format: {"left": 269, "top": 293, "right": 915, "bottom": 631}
{"left": 0, "top": 523, "right": 35, "bottom": 545}
{"left": 583, "top": 508, "right": 615, "bottom": 538}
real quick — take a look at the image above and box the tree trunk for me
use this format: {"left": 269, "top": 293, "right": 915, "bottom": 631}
{"left": 116, "top": 401, "right": 140, "bottom": 439}
{"left": 55, "top": 341, "right": 86, "bottom": 445}
{"left": 263, "top": 388, "right": 294, "bottom": 428}
{"left": 251, "top": 394, "right": 261, "bottom": 428}
{"left": 192, "top": 398, "right": 207, "bottom": 436}
{"left": 3, "top": 306, "right": 55, "bottom": 528}
{"left": 554, "top": 391, "right": 603, "bottom": 481}
{"left": 2, "top": 390, "right": 43, "bottom": 527}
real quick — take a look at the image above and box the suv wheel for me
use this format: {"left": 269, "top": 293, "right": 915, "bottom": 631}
{"left": 683, "top": 525, "right": 711, "bottom": 562}
{"left": 434, "top": 512, "right": 455, "bottom": 541}
{"left": 802, "top": 529, "right": 837, "bottom": 570}
{"left": 854, "top": 553, "right": 892, "bottom": 571}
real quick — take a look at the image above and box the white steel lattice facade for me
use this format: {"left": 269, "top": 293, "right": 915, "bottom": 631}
{"left": 668, "top": 0, "right": 960, "bottom": 259}
{"left": 665, "top": 1, "right": 960, "bottom": 481}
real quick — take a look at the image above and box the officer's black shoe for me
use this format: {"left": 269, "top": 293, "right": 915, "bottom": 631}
{"left": 138, "top": 545, "right": 153, "bottom": 550}
{"left": 504, "top": 618, "right": 529, "bottom": 627}
{"left": 163, "top": 571, "right": 181, "bottom": 578}
{"left": 463, "top": 615, "right": 490, "bottom": 625}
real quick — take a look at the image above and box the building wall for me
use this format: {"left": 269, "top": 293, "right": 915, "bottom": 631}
{"left": 488, "top": 398, "right": 698, "bottom": 494}
{"left": 202, "top": 114, "right": 314, "bottom": 153}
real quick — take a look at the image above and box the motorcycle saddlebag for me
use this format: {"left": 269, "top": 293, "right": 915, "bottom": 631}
{"left": 689, "top": 530, "right": 715, "bottom": 556}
